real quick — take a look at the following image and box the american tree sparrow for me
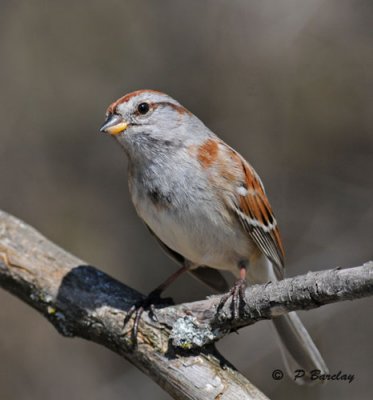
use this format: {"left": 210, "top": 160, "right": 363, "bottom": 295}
{"left": 100, "top": 89, "right": 328, "bottom": 383}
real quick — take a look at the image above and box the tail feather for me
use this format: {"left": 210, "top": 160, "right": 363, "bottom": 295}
{"left": 272, "top": 312, "right": 329, "bottom": 384}
{"left": 248, "top": 254, "right": 328, "bottom": 384}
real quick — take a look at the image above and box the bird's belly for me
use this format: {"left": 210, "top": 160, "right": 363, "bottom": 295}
{"left": 135, "top": 198, "right": 253, "bottom": 272}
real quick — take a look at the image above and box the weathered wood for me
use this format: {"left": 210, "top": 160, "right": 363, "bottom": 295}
{"left": 1, "top": 209, "right": 372, "bottom": 399}
{"left": 160, "top": 263, "right": 373, "bottom": 348}
{"left": 0, "top": 210, "right": 268, "bottom": 400}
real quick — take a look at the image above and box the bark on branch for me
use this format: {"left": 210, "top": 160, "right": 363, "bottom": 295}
{"left": 0, "top": 210, "right": 372, "bottom": 399}
{"left": 160, "top": 262, "right": 373, "bottom": 349}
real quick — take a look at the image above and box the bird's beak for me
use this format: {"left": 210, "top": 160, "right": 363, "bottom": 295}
{"left": 100, "top": 114, "right": 128, "bottom": 135}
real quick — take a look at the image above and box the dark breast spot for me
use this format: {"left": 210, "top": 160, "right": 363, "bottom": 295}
{"left": 148, "top": 188, "right": 172, "bottom": 208}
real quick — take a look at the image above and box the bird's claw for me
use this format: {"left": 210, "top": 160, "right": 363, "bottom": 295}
{"left": 217, "top": 278, "right": 247, "bottom": 320}
{"left": 123, "top": 289, "right": 173, "bottom": 344}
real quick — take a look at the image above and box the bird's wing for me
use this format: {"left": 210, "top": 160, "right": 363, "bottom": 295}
{"left": 220, "top": 146, "right": 285, "bottom": 279}
{"left": 146, "top": 225, "right": 229, "bottom": 293}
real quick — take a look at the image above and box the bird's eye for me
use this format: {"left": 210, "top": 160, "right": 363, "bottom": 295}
{"left": 137, "top": 102, "right": 150, "bottom": 115}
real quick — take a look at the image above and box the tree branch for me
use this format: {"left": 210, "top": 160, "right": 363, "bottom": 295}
{"left": 0, "top": 210, "right": 268, "bottom": 400}
{"left": 0, "top": 210, "right": 372, "bottom": 399}
{"left": 159, "top": 262, "right": 373, "bottom": 349}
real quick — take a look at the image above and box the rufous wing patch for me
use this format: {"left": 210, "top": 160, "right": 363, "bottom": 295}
{"left": 197, "top": 139, "right": 219, "bottom": 168}
{"left": 216, "top": 146, "right": 242, "bottom": 182}
{"left": 233, "top": 156, "right": 285, "bottom": 269}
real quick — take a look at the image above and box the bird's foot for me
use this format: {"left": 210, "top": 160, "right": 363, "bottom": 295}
{"left": 217, "top": 278, "right": 247, "bottom": 320}
{"left": 123, "top": 289, "right": 173, "bottom": 343}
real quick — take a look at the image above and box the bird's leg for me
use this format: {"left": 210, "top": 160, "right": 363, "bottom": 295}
{"left": 123, "top": 263, "right": 190, "bottom": 341}
{"left": 217, "top": 263, "right": 247, "bottom": 320}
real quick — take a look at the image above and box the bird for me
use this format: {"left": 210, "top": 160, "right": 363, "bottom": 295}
{"left": 100, "top": 89, "right": 328, "bottom": 383}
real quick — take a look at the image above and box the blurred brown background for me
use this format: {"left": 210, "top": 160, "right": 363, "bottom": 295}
{"left": 0, "top": 0, "right": 372, "bottom": 399}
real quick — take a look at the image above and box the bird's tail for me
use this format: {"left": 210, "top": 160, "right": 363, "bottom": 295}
{"left": 272, "top": 312, "right": 329, "bottom": 384}
{"left": 247, "top": 254, "right": 328, "bottom": 384}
